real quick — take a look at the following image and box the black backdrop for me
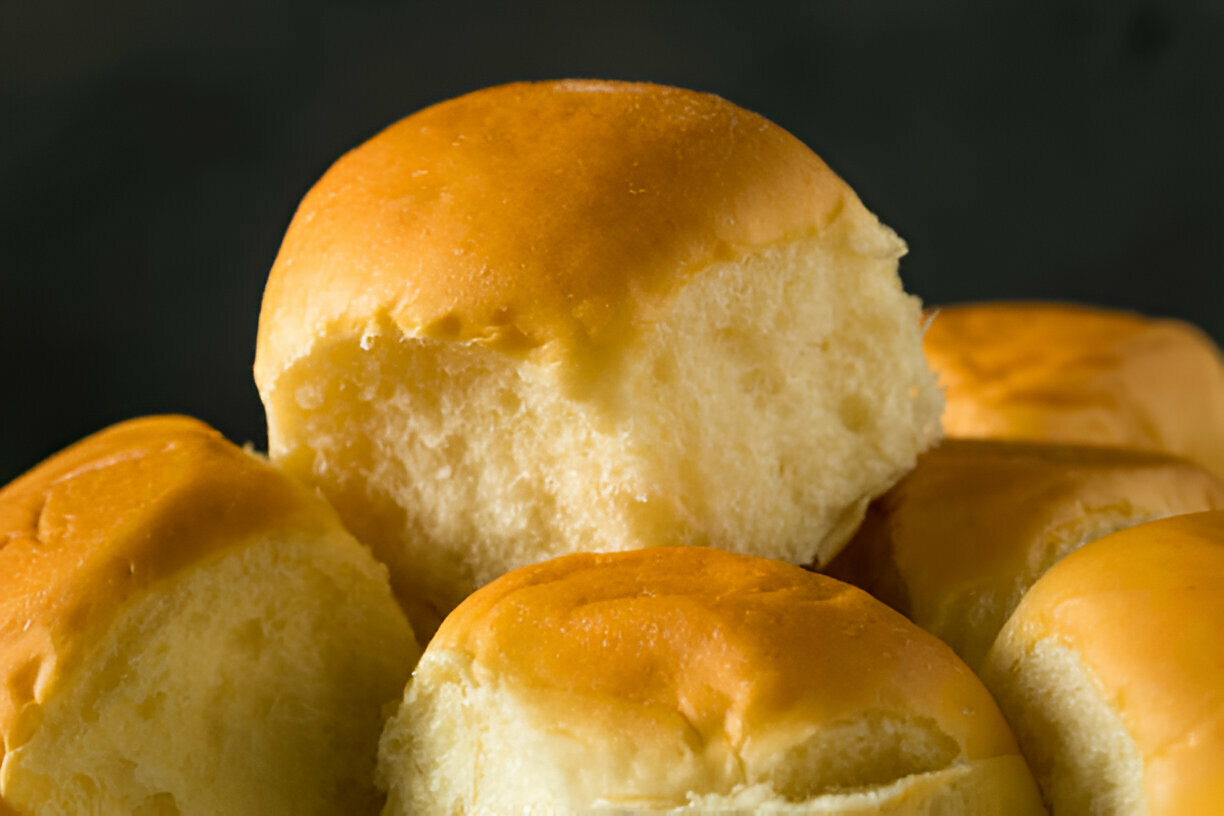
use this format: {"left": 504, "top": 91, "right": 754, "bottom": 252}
{"left": 3, "top": 0, "right": 1223, "bottom": 483}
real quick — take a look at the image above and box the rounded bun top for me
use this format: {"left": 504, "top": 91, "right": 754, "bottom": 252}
{"left": 924, "top": 301, "right": 1224, "bottom": 475}
{"left": 256, "top": 79, "right": 873, "bottom": 390}
{"left": 996, "top": 509, "right": 1224, "bottom": 666}
{"left": 434, "top": 546, "right": 1016, "bottom": 766}
{"left": 0, "top": 415, "right": 344, "bottom": 750}
{"left": 986, "top": 510, "right": 1224, "bottom": 813}
{"left": 385, "top": 546, "right": 1045, "bottom": 812}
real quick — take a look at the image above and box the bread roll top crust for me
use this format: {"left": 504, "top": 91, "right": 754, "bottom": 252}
{"left": 828, "top": 438, "right": 1224, "bottom": 667}
{"left": 0, "top": 415, "right": 341, "bottom": 759}
{"left": 924, "top": 301, "right": 1224, "bottom": 474}
{"left": 431, "top": 546, "right": 1019, "bottom": 761}
{"left": 255, "top": 79, "right": 866, "bottom": 391}
{"left": 992, "top": 510, "right": 1224, "bottom": 813}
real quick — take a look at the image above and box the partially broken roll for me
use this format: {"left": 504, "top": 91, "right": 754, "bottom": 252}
{"left": 255, "top": 79, "right": 943, "bottom": 636}
{"left": 0, "top": 416, "right": 418, "bottom": 815}
{"left": 378, "top": 546, "right": 1045, "bottom": 814}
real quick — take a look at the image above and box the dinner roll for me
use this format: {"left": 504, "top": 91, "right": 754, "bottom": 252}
{"left": 983, "top": 511, "right": 1224, "bottom": 815}
{"left": 377, "top": 547, "right": 1045, "bottom": 814}
{"left": 0, "top": 416, "right": 418, "bottom": 815}
{"left": 924, "top": 301, "right": 1224, "bottom": 476}
{"left": 255, "top": 79, "right": 942, "bottom": 636}
{"left": 825, "top": 438, "right": 1224, "bottom": 670}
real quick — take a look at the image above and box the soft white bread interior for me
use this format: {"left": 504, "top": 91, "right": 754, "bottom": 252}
{"left": 983, "top": 510, "right": 1224, "bottom": 815}
{"left": 0, "top": 416, "right": 419, "bottom": 816}
{"left": 377, "top": 547, "right": 1045, "bottom": 814}
{"left": 255, "top": 79, "right": 943, "bottom": 637}
{"left": 825, "top": 438, "right": 1224, "bottom": 670}
{"left": 924, "top": 301, "right": 1224, "bottom": 476}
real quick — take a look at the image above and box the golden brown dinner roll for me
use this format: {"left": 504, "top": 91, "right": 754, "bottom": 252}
{"left": 377, "top": 547, "right": 1045, "bottom": 814}
{"left": 825, "top": 438, "right": 1224, "bottom": 671}
{"left": 0, "top": 416, "right": 419, "bottom": 816}
{"left": 983, "top": 511, "right": 1224, "bottom": 815}
{"left": 924, "top": 301, "right": 1224, "bottom": 476}
{"left": 255, "top": 79, "right": 943, "bottom": 636}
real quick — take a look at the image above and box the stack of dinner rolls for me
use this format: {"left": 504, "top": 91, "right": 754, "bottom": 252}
{"left": 4, "top": 79, "right": 1224, "bottom": 815}
{"left": 824, "top": 300, "right": 1224, "bottom": 814}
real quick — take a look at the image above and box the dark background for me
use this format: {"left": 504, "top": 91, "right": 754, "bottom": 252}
{"left": 3, "top": 0, "right": 1223, "bottom": 484}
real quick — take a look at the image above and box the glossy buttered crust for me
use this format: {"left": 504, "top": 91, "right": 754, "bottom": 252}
{"left": 985, "top": 511, "right": 1224, "bottom": 814}
{"left": 385, "top": 547, "right": 1047, "bottom": 812}
{"left": 432, "top": 547, "right": 1015, "bottom": 758}
{"left": 255, "top": 79, "right": 865, "bottom": 390}
{"left": 923, "top": 301, "right": 1224, "bottom": 475}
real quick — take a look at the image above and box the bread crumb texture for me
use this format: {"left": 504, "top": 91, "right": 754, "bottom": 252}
{"left": 256, "top": 81, "right": 943, "bottom": 635}
{"left": 270, "top": 230, "right": 940, "bottom": 634}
